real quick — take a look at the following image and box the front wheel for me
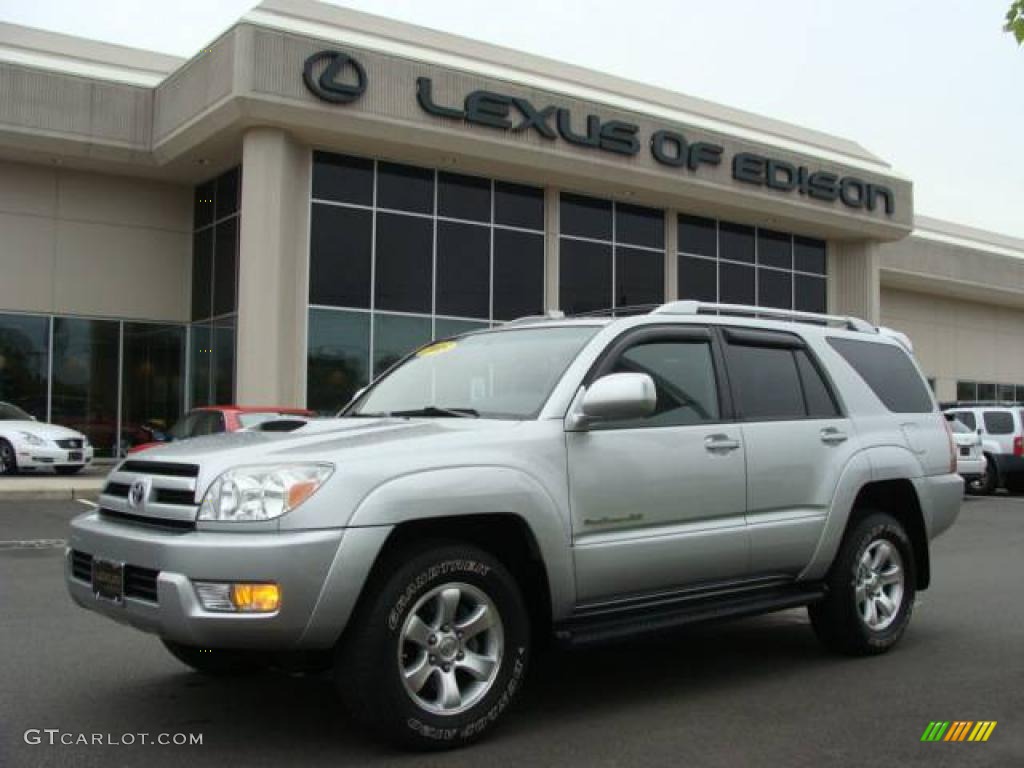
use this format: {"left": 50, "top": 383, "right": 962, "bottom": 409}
{"left": 336, "top": 543, "right": 530, "bottom": 750}
{"left": 0, "top": 439, "right": 17, "bottom": 475}
{"left": 809, "top": 512, "right": 916, "bottom": 656}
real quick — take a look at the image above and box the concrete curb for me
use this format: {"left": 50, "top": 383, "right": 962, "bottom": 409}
{"left": 0, "top": 487, "right": 102, "bottom": 502}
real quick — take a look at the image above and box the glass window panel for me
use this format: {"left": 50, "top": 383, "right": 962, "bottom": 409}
{"left": 560, "top": 193, "right": 612, "bottom": 241}
{"left": 719, "top": 261, "right": 755, "bottom": 304}
{"left": 215, "top": 167, "right": 240, "bottom": 220}
{"left": 189, "top": 323, "right": 212, "bottom": 408}
{"left": 309, "top": 204, "right": 373, "bottom": 308}
{"left": 727, "top": 344, "right": 806, "bottom": 420}
{"left": 377, "top": 161, "right": 434, "bottom": 214}
{"left": 758, "top": 229, "right": 792, "bottom": 269}
{"left": 977, "top": 382, "right": 996, "bottom": 401}
{"left": 0, "top": 313, "right": 49, "bottom": 420}
{"left": 213, "top": 217, "right": 238, "bottom": 317}
{"left": 50, "top": 318, "right": 120, "bottom": 456}
{"left": 602, "top": 340, "right": 720, "bottom": 428}
{"left": 191, "top": 227, "right": 213, "bottom": 321}
{"left": 678, "top": 255, "right": 717, "bottom": 301}
{"left": 828, "top": 338, "right": 933, "bottom": 413}
{"left": 307, "top": 308, "right": 370, "bottom": 413}
{"left": 121, "top": 323, "right": 184, "bottom": 451}
{"left": 757, "top": 268, "right": 792, "bottom": 309}
{"left": 997, "top": 384, "right": 1015, "bottom": 401}
{"left": 495, "top": 181, "right": 543, "bottom": 230}
{"left": 434, "top": 318, "right": 490, "bottom": 339}
{"left": 794, "top": 274, "right": 827, "bottom": 313}
{"left": 616, "top": 246, "right": 664, "bottom": 307}
{"left": 794, "top": 236, "right": 827, "bottom": 274}
{"left": 312, "top": 152, "right": 374, "bottom": 205}
{"left": 678, "top": 214, "right": 716, "bottom": 257}
{"left": 438, "top": 171, "right": 491, "bottom": 223}
{"left": 194, "top": 181, "right": 215, "bottom": 229}
{"left": 984, "top": 411, "right": 1014, "bottom": 434}
{"left": 719, "top": 222, "right": 755, "bottom": 263}
{"left": 375, "top": 212, "right": 433, "bottom": 314}
{"left": 559, "top": 238, "right": 612, "bottom": 314}
{"left": 955, "top": 381, "right": 976, "bottom": 401}
{"left": 795, "top": 349, "right": 839, "bottom": 418}
{"left": 952, "top": 409, "right": 976, "bottom": 430}
{"left": 436, "top": 221, "right": 490, "bottom": 319}
{"left": 493, "top": 229, "right": 544, "bottom": 321}
{"left": 615, "top": 203, "right": 664, "bottom": 249}
{"left": 213, "top": 316, "right": 236, "bottom": 405}
{"left": 373, "top": 313, "right": 432, "bottom": 377}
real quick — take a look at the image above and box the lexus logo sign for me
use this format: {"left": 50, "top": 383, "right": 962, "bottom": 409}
{"left": 303, "top": 50, "right": 367, "bottom": 104}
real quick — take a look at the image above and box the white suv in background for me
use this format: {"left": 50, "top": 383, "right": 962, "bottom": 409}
{"left": 943, "top": 405, "right": 1024, "bottom": 495}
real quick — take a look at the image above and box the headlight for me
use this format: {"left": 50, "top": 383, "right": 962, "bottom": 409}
{"left": 19, "top": 431, "right": 46, "bottom": 447}
{"left": 198, "top": 464, "right": 333, "bottom": 522}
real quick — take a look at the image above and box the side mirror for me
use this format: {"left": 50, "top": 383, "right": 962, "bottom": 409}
{"left": 571, "top": 372, "right": 656, "bottom": 429}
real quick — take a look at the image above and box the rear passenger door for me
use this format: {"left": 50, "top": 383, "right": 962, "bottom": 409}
{"left": 721, "top": 328, "right": 856, "bottom": 577}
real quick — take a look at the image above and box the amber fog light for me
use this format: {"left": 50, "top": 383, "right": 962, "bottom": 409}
{"left": 194, "top": 582, "right": 280, "bottom": 613}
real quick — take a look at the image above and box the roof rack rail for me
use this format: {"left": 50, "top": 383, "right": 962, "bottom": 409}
{"left": 504, "top": 310, "right": 566, "bottom": 326}
{"left": 940, "top": 401, "right": 1024, "bottom": 409}
{"left": 571, "top": 304, "right": 664, "bottom": 318}
{"left": 652, "top": 301, "right": 876, "bottom": 333}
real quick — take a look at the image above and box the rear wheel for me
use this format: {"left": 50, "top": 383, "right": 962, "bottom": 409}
{"left": 161, "top": 639, "right": 267, "bottom": 675}
{"left": 336, "top": 542, "right": 530, "bottom": 750}
{"left": 0, "top": 439, "right": 17, "bottom": 475}
{"left": 966, "top": 455, "right": 997, "bottom": 495}
{"left": 810, "top": 512, "right": 916, "bottom": 656}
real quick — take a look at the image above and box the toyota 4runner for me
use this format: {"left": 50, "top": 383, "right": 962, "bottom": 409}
{"left": 66, "top": 301, "right": 962, "bottom": 750}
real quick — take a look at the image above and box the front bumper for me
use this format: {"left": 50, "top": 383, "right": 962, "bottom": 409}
{"left": 18, "top": 445, "right": 93, "bottom": 469}
{"left": 65, "top": 511, "right": 363, "bottom": 650}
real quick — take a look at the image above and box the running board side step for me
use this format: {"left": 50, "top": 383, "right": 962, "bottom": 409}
{"left": 554, "top": 583, "right": 827, "bottom": 647}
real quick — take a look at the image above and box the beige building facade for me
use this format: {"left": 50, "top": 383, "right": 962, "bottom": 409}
{"left": 0, "top": 0, "right": 1022, "bottom": 456}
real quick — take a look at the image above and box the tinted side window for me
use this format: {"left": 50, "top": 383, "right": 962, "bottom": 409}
{"left": 827, "top": 338, "right": 933, "bottom": 414}
{"left": 952, "top": 411, "right": 976, "bottom": 431}
{"left": 727, "top": 344, "right": 805, "bottom": 420}
{"left": 795, "top": 349, "right": 840, "bottom": 418}
{"left": 983, "top": 411, "right": 1014, "bottom": 435}
{"left": 602, "top": 340, "right": 720, "bottom": 428}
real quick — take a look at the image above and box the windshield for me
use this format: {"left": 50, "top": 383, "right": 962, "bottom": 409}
{"left": 238, "top": 412, "right": 301, "bottom": 428}
{"left": 350, "top": 326, "right": 598, "bottom": 420}
{"left": 0, "top": 402, "right": 33, "bottom": 421}
{"left": 168, "top": 410, "right": 225, "bottom": 440}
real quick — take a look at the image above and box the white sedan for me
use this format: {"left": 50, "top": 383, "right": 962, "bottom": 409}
{"left": 0, "top": 401, "right": 94, "bottom": 475}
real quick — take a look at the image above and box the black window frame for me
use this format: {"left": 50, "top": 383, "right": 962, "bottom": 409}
{"left": 582, "top": 324, "right": 734, "bottom": 428}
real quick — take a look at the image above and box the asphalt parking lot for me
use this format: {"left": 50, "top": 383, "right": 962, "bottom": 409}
{"left": 1, "top": 496, "right": 1021, "bottom": 767}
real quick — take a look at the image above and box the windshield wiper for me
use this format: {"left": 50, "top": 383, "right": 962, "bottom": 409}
{"left": 389, "top": 406, "right": 480, "bottom": 419}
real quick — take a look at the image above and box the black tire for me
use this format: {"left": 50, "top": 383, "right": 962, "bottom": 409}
{"left": 54, "top": 466, "right": 84, "bottom": 475}
{"left": 809, "top": 511, "right": 916, "bottom": 656}
{"left": 1002, "top": 474, "right": 1024, "bottom": 494}
{"left": 336, "top": 542, "right": 530, "bottom": 751}
{"left": 161, "top": 639, "right": 267, "bottom": 675}
{"left": 965, "top": 455, "right": 997, "bottom": 495}
{"left": 0, "top": 439, "right": 17, "bottom": 475}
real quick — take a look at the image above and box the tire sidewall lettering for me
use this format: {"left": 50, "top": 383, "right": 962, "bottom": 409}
{"left": 387, "top": 559, "right": 491, "bottom": 631}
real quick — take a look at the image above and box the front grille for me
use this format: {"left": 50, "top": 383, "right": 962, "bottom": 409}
{"left": 119, "top": 460, "right": 199, "bottom": 478}
{"left": 155, "top": 488, "right": 196, "bottom": 505}
{"left": 69, "top": 550, "right": 159, "bottom": 603}
{"left": 125, "top": 565, "right": 159, "bottom": 602}
{"left": 104, "top": 481, "right": 130, "bottom": 497}
{"left": 57, "top": 439, "right": 83, "bottom": 449}
{"left": 99, "top": 507, "right": 196, "bottom": 531}
{"left": 71, "top": 550, "right": 92, "bottom": 581}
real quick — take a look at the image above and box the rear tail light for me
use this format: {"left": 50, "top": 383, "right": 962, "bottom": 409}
{"left": 1015, "top": 435, "right": 1023, "bottom": 457}
{"left": 943, "top": 417, "right": 957, "bottom": 473}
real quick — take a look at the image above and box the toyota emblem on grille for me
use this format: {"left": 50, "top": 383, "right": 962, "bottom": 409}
{"left": 128, "top": 478, "right": 150, "bottom": 509}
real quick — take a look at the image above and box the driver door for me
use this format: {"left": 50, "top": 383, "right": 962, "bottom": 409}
{"left": 566, "top": 326, "right": 749, "bottom": 604}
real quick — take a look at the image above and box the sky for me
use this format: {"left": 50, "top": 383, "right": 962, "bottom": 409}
{"left": 1, "top": 0, "right": 1021, "bottom": 238}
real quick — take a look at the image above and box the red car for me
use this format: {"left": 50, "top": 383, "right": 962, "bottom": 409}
{"left": 128, "top": 406, "right": 315, "bottom": 454}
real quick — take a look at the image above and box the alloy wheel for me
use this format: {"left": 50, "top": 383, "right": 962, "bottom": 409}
{"left": 398, "top": 582, "right": 504, "bottom": 716}
{"left": 855, "top": 539, "right": 905, "bottom": 631}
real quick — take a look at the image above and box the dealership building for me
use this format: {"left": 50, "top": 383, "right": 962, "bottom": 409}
{"left": 1, "top": 0, "right": 1023, "bottom": 456}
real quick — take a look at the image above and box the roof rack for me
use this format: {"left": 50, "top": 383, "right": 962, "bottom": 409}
{"left": 652, "top": 301, "right": 876, "bottom": 333}
{"left": 571, "top": 304, "right": 664, "bottom": 318}
{"left": 504, "top": 310, "right": 566, "bottom": 326}
{"left": 940, "top": 401, "right": 1024, "bottom": 409}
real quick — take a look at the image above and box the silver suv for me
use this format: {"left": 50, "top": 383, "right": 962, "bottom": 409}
{"left": 66, "top": 301, "right": 962, "bottom": 750}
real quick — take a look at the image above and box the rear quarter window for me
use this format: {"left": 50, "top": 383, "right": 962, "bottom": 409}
{"left": 827, "top": 337, "right": 933, "bottom": 414}
{"left": 951, "top": 411, "right": 976, "bottom": 431}
{"left": 983, "top": 411, "right": 1014, "bottom": 435}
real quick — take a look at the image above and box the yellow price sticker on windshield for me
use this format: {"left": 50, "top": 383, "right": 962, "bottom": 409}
{"left": 416, "top": 340, "right": 457, "bottom": 357}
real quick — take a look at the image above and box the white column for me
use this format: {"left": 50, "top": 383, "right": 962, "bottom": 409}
{"left": 544, "top": 186, "right": 560, "bottom": 312}
{"left": 828, "top": 239, "right": 881, "bottom": 324}
{"left": 235, "top": 127, "right": 311, "bottom": 406}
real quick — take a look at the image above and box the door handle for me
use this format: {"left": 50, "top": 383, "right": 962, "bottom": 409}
{"left": 820, "top": 427, "right": 848, "bottom": 445}
{"left": 705, "top": 434, "right": 740, "bottom": 452}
